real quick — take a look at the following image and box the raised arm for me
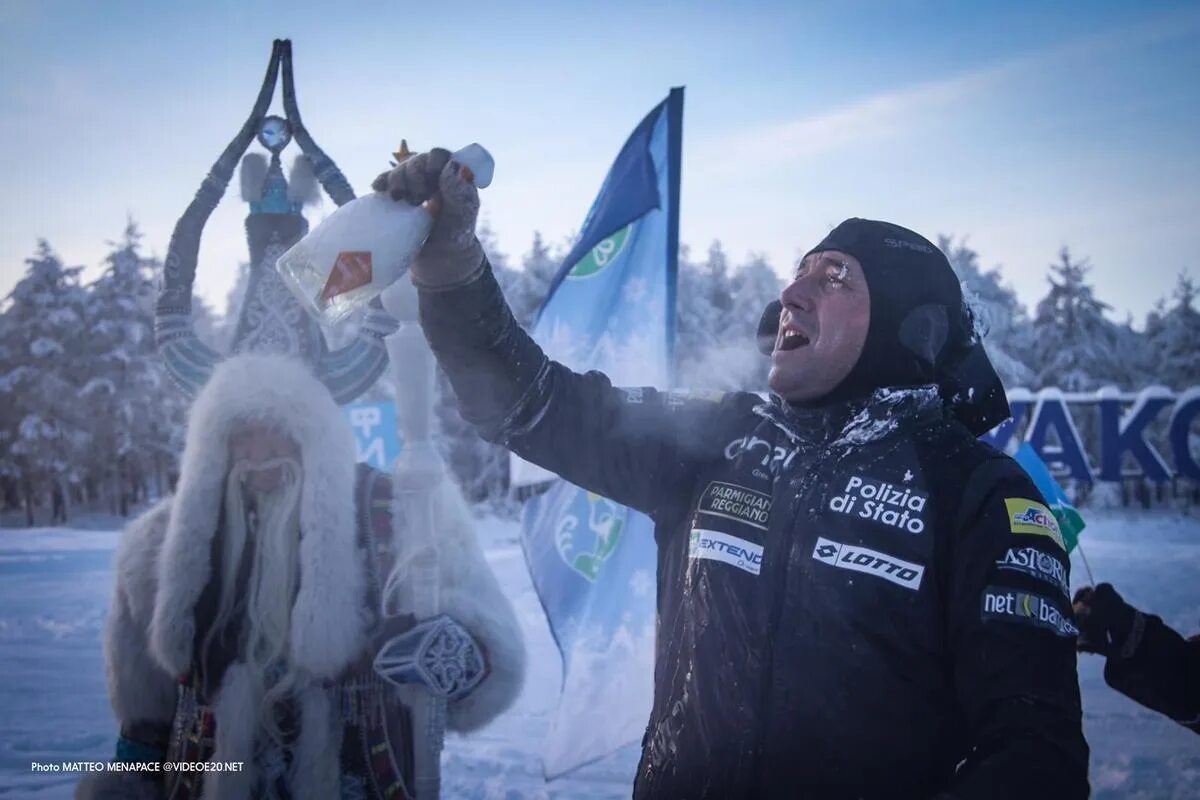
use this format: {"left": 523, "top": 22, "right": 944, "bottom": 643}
{"left": 376, "top": 150, "right": 733, "bottom": 515}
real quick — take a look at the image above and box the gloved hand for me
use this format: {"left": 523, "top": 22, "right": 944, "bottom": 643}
{"left": 372, "top": 149, "right": 484, "bottom": 289}
{"left": 1073, "top": 583, "right": 1143, "bottom": 657}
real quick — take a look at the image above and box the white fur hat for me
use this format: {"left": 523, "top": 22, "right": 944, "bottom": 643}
{"left": 149, "top": 353, "right": 370, "bottom": 680}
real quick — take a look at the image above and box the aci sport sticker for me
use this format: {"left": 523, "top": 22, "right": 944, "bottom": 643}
{"left": 981, "top": 586, "right": 1079, "bottom": 638}
{"left": 1004, "top": 499, "right": 1066, "bottom": 551}
{"left": 811, "top": 536, "right": 925, "bottom": 591}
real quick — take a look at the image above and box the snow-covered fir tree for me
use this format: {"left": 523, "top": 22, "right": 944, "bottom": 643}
{"left": 727, "top": 254, "right": 783, "bottom": 389}
{"left": 1148, "top": 272, "right": 1200, "bottom": 390}
{"left": 674, "top": 243, "right": 712, "bottom": 359}
{"left": 1031, "top": 247, "right": 1129, "bottom": 392}
{"left": 940, "top": 236, "right": 1035, "bottom": 388}
{"left": 79, "top": 222, "right": 183, "bottom": 515}
{"left": 702, "top": 240, "right": 735, "bottom": 328}
{"left": 677, "top": 244, "right": 779, "bottom": 391}
{"left": 0, "top": 241, "right": 90, "bottom": 524}
{"left": 506, "top": 231, "right": 561, "bottom": 329}
{"left": 676, "top": 243, "right": 723, "bottom": 385}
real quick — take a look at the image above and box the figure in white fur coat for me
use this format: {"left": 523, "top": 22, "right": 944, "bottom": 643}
{"left": 77, "top": 353, "right": 525, "bottom": 800}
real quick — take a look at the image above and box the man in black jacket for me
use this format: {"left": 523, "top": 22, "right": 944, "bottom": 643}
{"left": 374, "top": 150, "right": 1090, "bottom": 798}
{"left": 1075, "top": 582, "right": 1200, "bottom": 734}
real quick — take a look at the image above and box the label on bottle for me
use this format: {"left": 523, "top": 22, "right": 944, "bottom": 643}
{"left": 321, "top": 251, "right": 374, "bottom": 302}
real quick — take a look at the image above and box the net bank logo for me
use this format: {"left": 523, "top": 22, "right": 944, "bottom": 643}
{"left": 982, "top": 587, "right": 1079, "bottom": 638}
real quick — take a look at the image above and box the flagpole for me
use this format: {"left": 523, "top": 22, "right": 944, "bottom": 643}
{"left": 665, "top": 86, "right": 684, "bottom": 388}
{"left": 1074, "top": 541, "right": 1097, "bottom": 587}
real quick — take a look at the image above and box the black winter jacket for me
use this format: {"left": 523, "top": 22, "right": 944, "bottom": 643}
{"left": 420, "top": 262, "right": 1089, "bottom": 799}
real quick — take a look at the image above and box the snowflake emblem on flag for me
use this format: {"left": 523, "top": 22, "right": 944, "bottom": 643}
{"left": 623, "top": 276, "right": 648, "bottom": 304}
{"left": 629, "top": 570, "right": 654, "bottom": 598}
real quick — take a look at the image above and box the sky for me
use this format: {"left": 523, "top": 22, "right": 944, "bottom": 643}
{"left": 1, "top": 0, "right": 1198, "bottom": 325}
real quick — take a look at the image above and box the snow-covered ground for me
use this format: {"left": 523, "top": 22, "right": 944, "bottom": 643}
{"left": 0, "top": 511, "right": 1196, "bottom": 799}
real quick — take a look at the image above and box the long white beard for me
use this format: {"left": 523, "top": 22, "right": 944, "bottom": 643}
{"left": 203, "top": 456, "right": 304, "bottom": 747}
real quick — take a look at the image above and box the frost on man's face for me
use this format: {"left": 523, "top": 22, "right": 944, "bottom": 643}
{"left": 768, "top": 250, "right": 870, "bottom": 402}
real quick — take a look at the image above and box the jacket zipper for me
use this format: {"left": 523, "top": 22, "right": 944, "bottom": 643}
{"left": 750, "top": 445, "right": 835, "bottom": 795}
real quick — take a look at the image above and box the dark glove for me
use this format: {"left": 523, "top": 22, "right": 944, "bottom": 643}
{"left": 1073, "top": 583, "right": 1144, "bottom": 657}
{"left": 372, "top": 149, "right": 484, "bottom": 290}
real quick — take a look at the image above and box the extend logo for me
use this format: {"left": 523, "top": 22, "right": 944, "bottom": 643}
{"left": 982, "top": 587, "right": 1079, "bottom": 638}
{"left": 829, "top": 474, "right": 929, "bottom": 534}
{"left": 689, "top": 529, "right": 763, "bottom": 576}
{"left": 568, "top": 224, "right": 633, "bottom": 279}
{"left": 811, "top": 536, "right": 925, "bottom": 591}
{"left": 1004, "top": 498, "right": 1066, "bottom": 551}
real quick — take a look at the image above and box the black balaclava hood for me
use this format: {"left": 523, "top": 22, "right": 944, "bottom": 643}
{"left": 760, "top": 218, "right": 1010, "bottom": 436}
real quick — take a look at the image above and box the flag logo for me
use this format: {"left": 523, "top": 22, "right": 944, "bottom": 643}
{"left": 554, "top": 491, "right": 628, "bottom": 582}
{"left": 568, "top": 224, "right": 633, "bottom": 279}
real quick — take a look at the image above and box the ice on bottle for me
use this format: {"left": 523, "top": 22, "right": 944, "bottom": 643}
{"left": 276, "top": 143, "right": 493, "bottom": 325}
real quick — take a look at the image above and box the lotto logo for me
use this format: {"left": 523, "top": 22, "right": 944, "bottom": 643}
{"left": 811, "top": 536, "right": 924, "bottom": 591}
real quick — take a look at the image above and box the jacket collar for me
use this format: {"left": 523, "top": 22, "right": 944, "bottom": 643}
{"left": 754, "top": 384, "right": 944, "bottom": 448}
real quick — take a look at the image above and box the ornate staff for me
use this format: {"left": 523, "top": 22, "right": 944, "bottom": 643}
{"left": 155, "top": 39, "right": 395, "bottom": 402}
{"left": 373, "top": 280, "right": 490, "bottom": 798}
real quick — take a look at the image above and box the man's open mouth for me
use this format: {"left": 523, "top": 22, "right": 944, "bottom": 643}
{"left": 778, "top": 329, "right": 810, "bottom": 351}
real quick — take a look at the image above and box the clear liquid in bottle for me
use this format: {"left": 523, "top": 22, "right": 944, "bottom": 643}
{"left": 277, "top": 143, "right": 493, "bottom": 326}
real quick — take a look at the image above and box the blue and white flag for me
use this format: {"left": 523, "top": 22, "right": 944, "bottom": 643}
{"left": 518, "top": 88, "right": 683, "bottom": 777}
{"left": 1013, "top": 442, "right": 1086, "bottom": 553}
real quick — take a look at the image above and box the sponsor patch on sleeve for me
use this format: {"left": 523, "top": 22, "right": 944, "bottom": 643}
{"left": 619, "top": 387, "right": 646, "bottom": 404}
{"left": 995, "top": 546, "right": 1070, "bottom": 598}
{"left": 1004, "top": 498, "right": 1066, "bottom": 551}
{"left": 698, "top": 481, "right": 772, "bottom": 531}
{"left": 666, "top": 389, "right": 726, "bottom": 408}
{"left": 688, "top": 529, "right": 763, "bottom": 576}
{"left": 981, "top": 586, "right": 1079, "bottom": 637}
